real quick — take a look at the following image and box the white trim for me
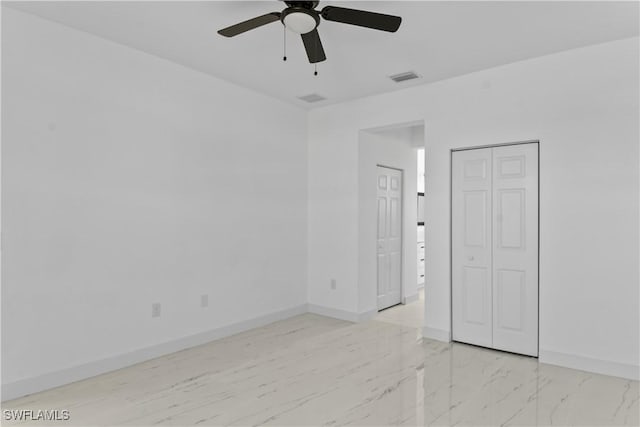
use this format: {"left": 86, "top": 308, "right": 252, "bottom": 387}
{"left": 403, "top": 293, "right": 419, "bottom": 304}
{"left": 307, "top": 304, "right": 376, "bottom": 323}
{"left": 2, "top": 304, "right": 307, "bottom": 402}
{"left": 422, "top": 326, "right": 451, "bottom": 342}
{"left": 361, "top": 119, "right": 424, "bottom": 134}
{"left": 451, "top": 139, "right": 540, "bottom": 152}
{"left": 539, "top": 349, "right": 640, "bottom": 381}
{"left": 357, "top": 309, "right": 378, "bottom": 322}
{"left": 307, "top": 304, "right": 359, "bottom": 322}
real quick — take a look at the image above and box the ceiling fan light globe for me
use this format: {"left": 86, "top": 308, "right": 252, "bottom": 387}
{"left": 283, "top": 12, "right": 317, "bottom": 34}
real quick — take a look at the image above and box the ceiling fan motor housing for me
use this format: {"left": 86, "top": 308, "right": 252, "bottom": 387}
{"left": 283, "top": 1, "right": 319, "bottom": 9}
{"left": 281, "top": 6, "right": 320, "bottom": 34}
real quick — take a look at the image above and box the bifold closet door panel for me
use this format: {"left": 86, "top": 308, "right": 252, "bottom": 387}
{"left": 452, "top": 148, "right": 493, "bottom": 348}
{"left": 492, "top": 144, "right": 539, "bottom": 356}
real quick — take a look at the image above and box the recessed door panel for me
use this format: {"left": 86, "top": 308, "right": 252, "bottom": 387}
{"left": 377, "top": 166, "right": 403, "bottom": 310}
{"left": 378, "top": 175, "right": 388, "bottom": 190}
{"left": 497, "top": 155, "right": 526, "bottom": 178}
{"left": 390, "top": 197, "right": 401, "bottom": 237}
{"left": 464, "top": 191, "right": 487, "bottom": 247}
{"left": 377, "top": 197, "right": 387, "bottom": 238}
{"left": 497, "top": 189, "right": 525, "bottom": 249}
{"left": 464, "top": 159, "right": 487, "bottom": 180}
{"left": 390, "top": 175, "right": 400, "bottom": 191}
{"left": 389, "top": 250, "right": 402, "bottom": 304}
{"left": 462, "top": 266, "right": 489, "bottom": 325}
{"left": 377, "top": 254, "right": 388, "bottom": 297}
{"left": 496, "top": 269, "right": 525, "bottom": 331}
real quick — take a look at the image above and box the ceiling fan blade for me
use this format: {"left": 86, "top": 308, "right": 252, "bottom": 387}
{"left": 321, "top": 6, "right": 401, "bottom": 32}
{"left": 218, "top": 12, "right": 281, "bottom": 37}
{"left": 301, "top": 29, "right": 326, "bottom": 63}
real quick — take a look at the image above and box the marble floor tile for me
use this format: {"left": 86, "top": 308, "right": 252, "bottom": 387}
{"left": 3, "top": 308, "right": 638, "bottom": 426}
{"left": 375, "top": 289, "right": 424, "bottom": 330}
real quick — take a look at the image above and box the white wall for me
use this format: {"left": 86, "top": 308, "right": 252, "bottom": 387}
{"left": 308, "top": 37, "right": 639, "bottom": 379}
{"left": 358, "top": 129, "right": 418, "bottom": 314}
{"left": 1, "top": 8, "right": 308, "bottom": 396}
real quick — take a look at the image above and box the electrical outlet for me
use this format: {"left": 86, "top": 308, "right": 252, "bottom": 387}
{"left": 152, "top": 303, "right": 161, "bottom": 318}
{"left": 201, "top": 294, "right": 209, "bottom": 308}
{"left": 330, "top": 278, "right": 337, "bottom": 290}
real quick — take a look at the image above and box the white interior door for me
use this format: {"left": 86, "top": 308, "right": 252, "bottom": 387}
{"left": 377, "top": 166, "right": 403, "bottom": 310}
{"left": 452, "top": 143, "right": 538, "bottom": 357}
{"left": 452, "top": 148, "right": 493, "bottom": 347}
{"left": 492, "top": 144, "right": 538, "bottom": 356}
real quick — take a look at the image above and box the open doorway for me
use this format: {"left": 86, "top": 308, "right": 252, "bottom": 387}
{"left": 358, "top": 122, "right": 425, "bottom": 328}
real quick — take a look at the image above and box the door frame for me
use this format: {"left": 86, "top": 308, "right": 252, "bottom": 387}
{"left": 449, "top": 140, "right": 540, "bottom": 355}
{"left": 376, "top": 164, "right": 404, "bottom": 310}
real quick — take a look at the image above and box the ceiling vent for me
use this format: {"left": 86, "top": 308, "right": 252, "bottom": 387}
{"left": 389, "top": 71, "right": 421, "bottom": 83}
{"left": 298, "top": 93, "right": 326, "bottom": 103}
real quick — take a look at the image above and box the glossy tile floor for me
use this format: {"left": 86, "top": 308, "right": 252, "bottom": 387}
{"left": 4, "top": 292, "right": 638, "bottom": 426}
{"left": 376, "top": 289, "right": 425, "bottom": 329}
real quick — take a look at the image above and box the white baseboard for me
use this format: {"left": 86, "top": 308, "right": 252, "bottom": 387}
{"left": 306, "top": 304, "right": 377, "bottom": 323}
{"left": 307, "top": 304, "right": 358, "bottom": 322}
{"left": 403, "top": 293, "right": 419, "bottom": 304}
{"left": 2, "top": 304, "right": 307, "bottom": 402}
{"left": 422, "top": 326, "right": 451, "bottom": 343}
{"left": 357, "top": 309, "right": 378, "bottom": 322}
{"left": 539, "top": 349, "right": 640, "bottom": 381}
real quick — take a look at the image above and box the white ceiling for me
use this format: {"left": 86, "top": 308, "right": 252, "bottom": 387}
{"left": 5, "top": 1, "right": 639, "bottom": 109}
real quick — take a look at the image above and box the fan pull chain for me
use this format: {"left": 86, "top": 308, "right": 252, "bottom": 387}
{"left": 283, "top": 26, "right": 287, "bottom": 61}
{"left": 313, "top": 35, "right": 318, "bottom": 76}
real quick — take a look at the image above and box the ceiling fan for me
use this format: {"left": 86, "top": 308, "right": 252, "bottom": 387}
{"left": 217, "top": 1, "right": 402, "bottom": 64}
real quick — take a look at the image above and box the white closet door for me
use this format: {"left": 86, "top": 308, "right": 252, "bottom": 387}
{"left": 452, "top": 149, "right": 493, "bottom": 347}
{"left": 492, "top": 144, "right": 538, "bottom": 356}
{"left": 377, "top": 166, "right": 403, "bottom": 310}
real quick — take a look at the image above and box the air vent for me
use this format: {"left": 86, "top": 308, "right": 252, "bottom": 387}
{"left": 389, "top": 71, "right": 421, "bottom": 83}
{"left": 298, "top": 93, "right": 326, "bottom": 103}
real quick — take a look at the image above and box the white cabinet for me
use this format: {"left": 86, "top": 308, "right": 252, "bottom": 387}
{"left": 417, "top": 225, "right": 425, "bottom": 286}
